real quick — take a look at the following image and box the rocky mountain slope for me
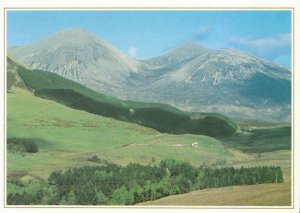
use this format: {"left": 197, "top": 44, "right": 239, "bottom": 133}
{"left": 8, "top": 29, "right": 140, "bottom": 98}
{"left": 8, "top": 28, "right": 291, "bottom": 122}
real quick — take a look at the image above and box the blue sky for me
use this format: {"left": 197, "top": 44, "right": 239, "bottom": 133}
{"left": 7, "top": 10, "right": 291, "bottom": 67}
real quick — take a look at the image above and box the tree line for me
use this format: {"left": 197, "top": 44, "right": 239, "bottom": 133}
{"left": 7, "top": 159, "right": 283, "bottom": 205}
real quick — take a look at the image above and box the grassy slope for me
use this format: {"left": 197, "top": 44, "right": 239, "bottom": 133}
{"left": 138, "top": 182, "right": 291, "bottom": 206}
{"left": 14, "top": 61, "right": 237, "bottom": 137}
{"left": 7, "top": 89, "right": 291, "bottom": 183}
{"left": 7, "top": 89, "right": 247, "bottom": 180}
{"left": 220, "top": 126, "right": 291, "bottom": 153}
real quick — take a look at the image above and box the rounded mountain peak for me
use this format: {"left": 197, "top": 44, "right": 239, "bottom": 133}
{"left": 145, "top": 42, "right": 211, "bottom": 66}
{"left": 173, "top": 43, "right": 211, "bottom": 52}
{"left": 8, "top": 28, "right": 141, "bottom": 92}
{"left": 35, "top": 28, "right": 109, "bottom": 48}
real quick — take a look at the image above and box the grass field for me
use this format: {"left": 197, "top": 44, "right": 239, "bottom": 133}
{"left": 7, "top": 88, "right": 250, "bottom": 180}
{"left": 138, "top": 182, "right": 291, "bottom": 206}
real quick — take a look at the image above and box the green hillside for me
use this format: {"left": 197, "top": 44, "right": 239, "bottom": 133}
{"left": 220, "top": 126, "right": 291, "bottom": 152}
{"left": 12, "top": 58, "right": 237, "bottom": 137}
{"left": 7, "top": 88, "right": 247, "bottom": 180}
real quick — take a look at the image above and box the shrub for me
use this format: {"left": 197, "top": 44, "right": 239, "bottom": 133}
{"left": 87, "top": 155, "right": 109, "bottom": 164}
{"left": 7, "top": 138, "right": 38, "bottom": 153}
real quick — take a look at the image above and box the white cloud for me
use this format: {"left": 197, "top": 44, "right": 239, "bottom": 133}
{"left": 228, "top": 33, "right": 291, "bottom": 67}
{"left": 229, "top": 33, "right": 291, "bottom": 55}
{"left": 127, "top": 47, "right": 138, "bottom": 58}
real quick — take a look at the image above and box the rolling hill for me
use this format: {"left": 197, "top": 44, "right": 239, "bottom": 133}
{"left": 7, "top": 88, "right": 291, "bottom": 182}
{"left": 8, "top": 28, "right": 291, "bottom": 122}
{"left": 9, "top": 57, "right": 237, "bottom": 137}
{"left": 7, "top": 88, "right": 247, "bottom": 180}
{"left": 220, "top": 125, "right": 291, "bottom": 153}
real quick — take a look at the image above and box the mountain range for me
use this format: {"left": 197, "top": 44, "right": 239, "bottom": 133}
{"left": 8, "top": 28, "right": 291, "bottom": 122}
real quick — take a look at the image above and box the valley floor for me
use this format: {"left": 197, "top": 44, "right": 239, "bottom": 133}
{"left": 138, "top": 182, "right": 291, "bottom": 206}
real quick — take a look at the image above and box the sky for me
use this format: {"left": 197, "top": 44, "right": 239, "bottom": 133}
{"left": 7, "top": 10, "right": 291, "bottom": 68}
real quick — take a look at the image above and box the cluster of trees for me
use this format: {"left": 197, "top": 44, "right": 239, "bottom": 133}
{"left": 7, "top": 138, "right": 38, "bottom": 153}
{"left": 86, "top": 155, "right": 110, "bottom": 164}
{"left": 7, "top": 159, "right": 283, "bottom": 205}
{"left": 7, "top": 181, "right": 55, "bottom": 205}
{"left": 195, "top": 166, "right": 283, "bottom": 189}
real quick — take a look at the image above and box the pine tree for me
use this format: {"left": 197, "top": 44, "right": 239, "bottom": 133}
{"left": 66, "top": 190, "right": 77, "bottom": 205}
{"left": 110, "top": 186, "right": 133, "bottom": 205}
{"left": 96, "top": 190, "right": 108, "bottom": 205}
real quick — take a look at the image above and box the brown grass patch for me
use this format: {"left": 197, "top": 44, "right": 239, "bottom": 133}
{"left": 138, "top": 183, "right": 291, "bottom": 206}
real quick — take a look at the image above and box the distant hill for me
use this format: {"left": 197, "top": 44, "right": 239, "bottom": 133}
{"left": 8, "top": 28, "right": 291, "bottom": 122}
{"left": 8, "top": 57, "right": 237, "bottom": 137}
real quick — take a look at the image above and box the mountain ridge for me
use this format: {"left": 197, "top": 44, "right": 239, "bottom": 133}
{"left": 8, "top": 28, "right": 291, "bottom": 122}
